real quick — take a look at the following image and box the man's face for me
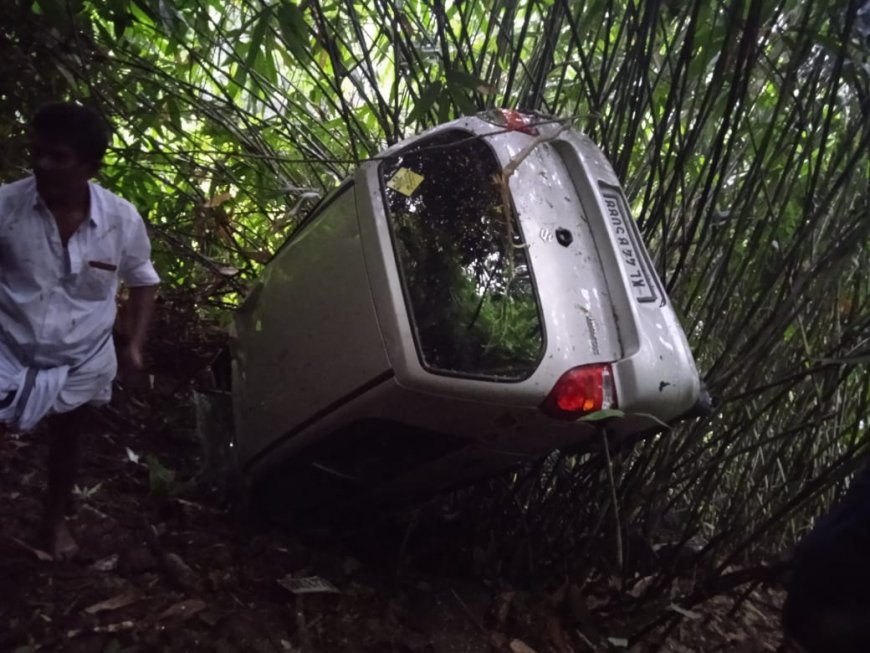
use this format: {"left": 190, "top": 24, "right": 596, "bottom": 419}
{"left": 30, "top": 133, "right": 97, "bottom": 200}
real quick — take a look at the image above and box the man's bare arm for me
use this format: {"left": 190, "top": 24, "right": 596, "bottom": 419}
{"left": 123, "top": 284, "right": 157, "bottom": 369}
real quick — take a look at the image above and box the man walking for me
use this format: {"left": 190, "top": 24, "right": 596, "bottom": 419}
{"left": 0, "top": 102, "right": 159, "bottom": 560}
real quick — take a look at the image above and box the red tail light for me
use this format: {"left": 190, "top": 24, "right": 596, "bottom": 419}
{"left": 479, "top": 109, "right": 540, "bottom": 135}
{"left": 540, "top": 364, "right": 617, "bottom": 420}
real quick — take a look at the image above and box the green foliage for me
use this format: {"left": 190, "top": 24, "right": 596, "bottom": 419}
{"left": 3, "top": 0, "right": 869, "bottom": 639}
{"left": 146, "top": 454, "right": 177, "bottom": 496}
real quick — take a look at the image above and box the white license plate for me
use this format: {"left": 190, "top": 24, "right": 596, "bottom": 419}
{"left": 600, "top": 187, "right": 658, "bottom": 304}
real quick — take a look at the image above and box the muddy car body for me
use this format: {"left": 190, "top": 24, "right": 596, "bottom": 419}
{"left": 229, "top": 112, "right": 706, "bottom": 503}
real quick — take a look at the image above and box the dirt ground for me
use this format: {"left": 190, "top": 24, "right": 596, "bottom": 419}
{"left": 0, "top": 390, "right": 788, "bottom": 653}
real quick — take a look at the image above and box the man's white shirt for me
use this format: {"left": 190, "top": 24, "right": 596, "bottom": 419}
{"left": 0, "top": 175, "right": 159, "bottom": 428}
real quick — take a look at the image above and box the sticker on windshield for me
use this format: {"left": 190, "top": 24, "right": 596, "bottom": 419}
{"left": 387, "top": 167, "right": 424, "bottom": 196}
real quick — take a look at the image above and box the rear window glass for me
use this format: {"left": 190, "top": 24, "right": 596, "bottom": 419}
{"left": 380, "top": 129, "right": 544, "bottom": 380}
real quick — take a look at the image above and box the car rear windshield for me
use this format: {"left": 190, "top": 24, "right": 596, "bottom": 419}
{"left": 380, "top": 129, "right": 544, "bottom": 381}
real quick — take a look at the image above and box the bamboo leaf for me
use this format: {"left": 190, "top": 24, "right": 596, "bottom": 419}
{"left": 579, "top": 409, "right": 625, "bottom": 422}
{"left": 448, "top": 84, "right": 477, "bottom": 116}
{"left": 276, "top": 2, "right": 310, "bottom": 63}
{"left": 406, "top": 80, "right": 443, "bottom": 124}
{"left": 446, "top": 69, "right": 492, "bottom": 94}
{"left": 237, "top": 6, "right": 273, "bottom": 93}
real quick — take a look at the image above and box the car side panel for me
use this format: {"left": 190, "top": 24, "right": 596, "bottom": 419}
{"left": 232, "top": 186, "right": 392, "bottom": 464}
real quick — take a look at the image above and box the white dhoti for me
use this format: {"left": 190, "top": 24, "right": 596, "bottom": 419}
{"left": 0, "top": 335, "right": 116, "bottom": 432}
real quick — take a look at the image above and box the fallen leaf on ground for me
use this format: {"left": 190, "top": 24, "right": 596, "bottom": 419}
{"left": 67, "top": 620, "right": 136, "bottom": 638}
{"left": 7, "top": 535, "right": 52, "bottom": 561}
{"left": 509, "top": 639, "right": 538, "bottom": 653}
{"left": 73, "top": 482, "right": 102, "bottom": 499}
{"left": 669, "top": 603, "right": 702, "bottom": 620}
{"left": 277, "top": 575, "right": 340, "bottom": 594}
{"left": 161, "top": 552, "right": 199, "bottom": 590}
{"left": 607, "top": 636, "right": 629, "bottom": 647}
{"left": 157, "top": 598, "right": 207, "bottom": 621}
{"left": 90, "top": 553, "right": 119, "bottom": 572}
{"left": 83, "top": 590, "right": 141, "bottom": 615}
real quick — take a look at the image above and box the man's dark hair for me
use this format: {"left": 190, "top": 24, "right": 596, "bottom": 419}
{"left": 31, "top": 102, "right": 112, "bottom": 164}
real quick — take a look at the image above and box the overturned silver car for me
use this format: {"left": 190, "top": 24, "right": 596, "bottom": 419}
{"left": 226, "top": 111, "right": 708, "bottom": 506}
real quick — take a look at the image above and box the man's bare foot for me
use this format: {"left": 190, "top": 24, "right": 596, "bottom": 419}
{"left": 44, "top": 518, "right": 80, "bottom": 561}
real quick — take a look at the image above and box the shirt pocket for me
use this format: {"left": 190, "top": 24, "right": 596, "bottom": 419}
{"left": 70, "top": 261, "right": 118, "bottom": 301}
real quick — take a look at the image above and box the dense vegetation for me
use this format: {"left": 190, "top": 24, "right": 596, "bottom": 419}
{"left": 3, "top": 0, "right": 868, "bottom": 643}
